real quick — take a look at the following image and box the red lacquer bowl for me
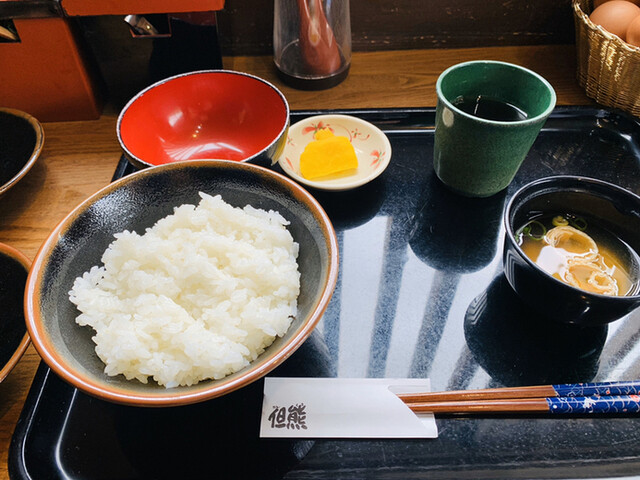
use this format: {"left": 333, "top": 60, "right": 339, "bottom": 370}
{"left": 117, "top": 70, "right": 289, "bottom": 169}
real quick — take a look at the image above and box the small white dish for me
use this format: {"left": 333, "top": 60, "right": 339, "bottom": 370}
{"left": 277, "top": 114, "right": 392, "bottom": 191}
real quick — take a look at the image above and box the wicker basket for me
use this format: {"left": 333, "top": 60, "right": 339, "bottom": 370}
{"left": 573, "top": 0, "right": 640, "bottom": 116}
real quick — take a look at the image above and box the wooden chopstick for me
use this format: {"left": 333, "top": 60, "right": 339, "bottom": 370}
{"left": 396, "top": 381, "right": 640, "bottom": 404}
{"left": 405, "top": 395, "right": 640, "bottom": 415}
{"left": 398, "top": 382, "right": 640, "bottom": 415}
{"left": 397, "top": 385, "right": 555, "bottom": 404}
{"left": 406, "top": 397, "right": 549, "bottom": 414}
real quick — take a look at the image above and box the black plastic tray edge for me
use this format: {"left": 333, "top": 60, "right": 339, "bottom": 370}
{"left": 9, "top": 363, "right": 60, "bottom": 479}
{"left": 8, "top": 104, "right": 640, "bottom": 480}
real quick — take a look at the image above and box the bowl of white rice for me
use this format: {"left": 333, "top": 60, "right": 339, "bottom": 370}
{"left": 25, "top": 160, "right": 338, "bottom": 406}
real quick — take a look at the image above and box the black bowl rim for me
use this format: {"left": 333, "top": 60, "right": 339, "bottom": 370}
{"left": 116, "top": 70, "right": 290, "bottom": 169}
{"left": 504, "top": 174, "right": 640, "bottom": 300}
{"left": 25, "top": 160, "right": 339, "bottom": 406}
{"left": 0, "top": 242, "right": 31, "bottom": 383}
{"left": 0, "top": 107, "right": 45, "bottom": 196}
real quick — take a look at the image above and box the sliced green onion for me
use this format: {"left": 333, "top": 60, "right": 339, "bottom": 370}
{"left": 552, "top": 215, "right": 569, "bottom": 227}
{"left": 569, "top": 216, "right": 588, "bottom": 231}
{"left": 521, "top": 220, "right": 547, "bottom": 240}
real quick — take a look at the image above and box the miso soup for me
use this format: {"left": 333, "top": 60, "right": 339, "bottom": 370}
{"left": 516, "top": 213, "right": 640, "bottom": 296}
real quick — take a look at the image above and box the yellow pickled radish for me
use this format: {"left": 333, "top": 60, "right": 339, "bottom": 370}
{"left": 314, "top": 128, "right": 334, "bottom": 141}
{"left": 300, "top": 128, "right": 358, "bottom": 180}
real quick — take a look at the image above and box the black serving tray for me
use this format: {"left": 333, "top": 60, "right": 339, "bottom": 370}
{"left": 9, "top": 107, "right": 640, "bottom": 480}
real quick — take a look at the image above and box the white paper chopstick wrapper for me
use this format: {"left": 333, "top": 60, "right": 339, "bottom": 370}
{"left": 260, "top": 377, "right": 438, "bottom": 438}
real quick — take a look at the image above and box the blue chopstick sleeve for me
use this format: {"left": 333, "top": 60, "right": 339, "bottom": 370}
{"left": 547, "top": 395, "right": 640, "bottom": 414}
{"left": 552, "top": 382, "right": 640, "bottom": 397}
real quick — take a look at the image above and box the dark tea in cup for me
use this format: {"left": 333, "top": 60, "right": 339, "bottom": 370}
{"left": 452, "top": 95, "right": 528, "bottom": 122}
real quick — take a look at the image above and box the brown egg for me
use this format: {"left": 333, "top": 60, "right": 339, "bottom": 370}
{"left": 626, "top": 14, "right": 640, "bottom": 45}
{"left": 593, "top": 0, "right": 640, "bottom": 7}
{"left": 590, "top": 0, "right": 640, "bottom": 40}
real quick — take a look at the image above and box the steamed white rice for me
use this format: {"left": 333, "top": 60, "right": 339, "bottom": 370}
{"left": 69, "top": 192, "right": 300, "bottom": 388}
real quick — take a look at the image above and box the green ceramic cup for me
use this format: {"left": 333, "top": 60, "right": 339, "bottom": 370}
{"left": 433, "top": 61, "right": 556, "bottom": 197}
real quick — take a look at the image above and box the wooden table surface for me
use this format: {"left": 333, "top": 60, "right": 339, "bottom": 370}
{"left": 0, "top": 45, "right": 592, "bottom": 478}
